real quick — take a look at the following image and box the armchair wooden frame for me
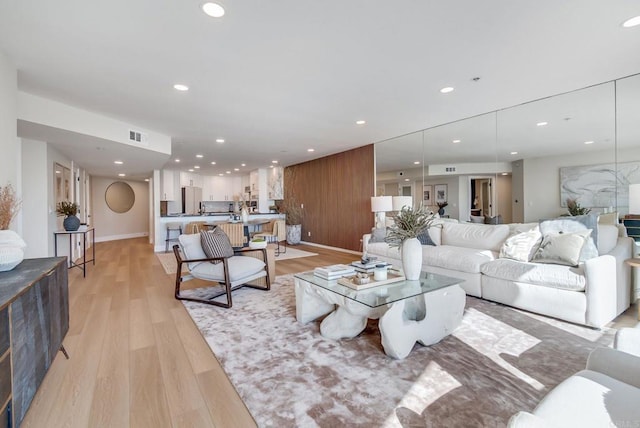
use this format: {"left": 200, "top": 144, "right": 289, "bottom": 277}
{"left": 172, "top": 245, "right": 270, "bottom": 308}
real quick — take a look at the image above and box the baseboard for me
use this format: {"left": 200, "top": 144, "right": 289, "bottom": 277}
{"left": 94, "top": 232, "right": 149, "bottom": 243}
{"left": 300, "top": 241, "right": 362, "bottom": 256}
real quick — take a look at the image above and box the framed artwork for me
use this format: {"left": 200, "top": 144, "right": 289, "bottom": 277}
{"left": 423, "top": 185, "right": 432, "bottom": 205}
{"left": 435, "top": 184, "right": 448, "bottom": 203}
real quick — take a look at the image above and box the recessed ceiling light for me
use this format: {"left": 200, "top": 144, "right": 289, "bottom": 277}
{"left": 501, "top": 173, "right": 509, "bottom": 176}
{"left": 307, "top": 148, "right": 315, "bottom": 152}
{"left": 202, "top": 2, "right": 225, "bottom": 18}
{"left": 194, "top": 166, "right": 200, "bottom": 169}
{"left": 114, "top": 160, "right": 123, "bottom": 165}
{"left": 452, "top": 139, "right": 461, "bottom": 143}
{"left": 356, "top": 120, "right": 366, "bottom": 125}
{"left": 510, "top": 151, "right": 518, "bottom": 155}
{"left": 272, "top": 160, "right": 278, "bottom": 164}
{"left": 216, "top": 138, "right": 225, "bottom": 143}
{"left": 584, "top": 141, "right": 595, "bottom": 145}
{"left": 188, "top": 169, "right": 194, "bottom": 172}
{"left": 226, "top": 171, "right": 231, "bottom": 174}
{"left": 413, "top": 161, "right": 420, "bottom": 165}
{"left": 440, "top": 87, "right": 454, "bottom": 93}
{"left": 144, "top": 178, "right": 150, "bottom": 182}
{"left": 219, "top": 173, "right": 224, "bottom": 176}
{"left": 175, "top": 159, "right": 180, "bottom": 162}
{"left": 234, "top": 168, "right": 239, "bottom": 171}
{"left": 55, "top": 170, "right": 61, "bottom": 174}
{"left": 196, "top": 154, "right": 203, "bottom": 158}
{"left": 404, "top": 178, "right": 410, "bottom": 182}
{"left": 536, "top": 121, "right": 548, "bottom": 127}
{"left": 118, "top": 173, "right": 126, "bottom": 177}
{"left": 270, "top": 165, "right": 274, "bottom": 168}
{"left": 211, "top": 161, "right": 216, "bottom": 165}
{"left": 173, "top": 84, "right": 189, "bottom": 91}
{"left": 241, "top": 163, "right": 246, "bottom": 167}
{"left": 622, "top": 15, "right": 640, "bottom": 28}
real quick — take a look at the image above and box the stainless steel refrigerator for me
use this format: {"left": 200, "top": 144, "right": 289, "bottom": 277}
{"left": 182, "top": 186, "right": 202, "bottom": 214}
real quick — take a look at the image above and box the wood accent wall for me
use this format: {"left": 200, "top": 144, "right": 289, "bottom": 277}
{"left": 285, "top": 145, "right": 375, "bottom": 252}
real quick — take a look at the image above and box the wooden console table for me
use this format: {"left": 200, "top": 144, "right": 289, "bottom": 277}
{"left": 0, "top": 258, "right": 69, "bottom": 427}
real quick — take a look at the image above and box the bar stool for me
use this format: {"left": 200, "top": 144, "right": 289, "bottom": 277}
{"left": 165, "top": 222, "right": 183, "bottom": 252}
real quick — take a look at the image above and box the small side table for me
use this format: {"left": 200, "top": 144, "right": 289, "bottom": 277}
{"left": 624, "top": 258, "right": 640, "bottom": 320}
{"left": 54, "top": 227, "right": 96, "bottom": 277}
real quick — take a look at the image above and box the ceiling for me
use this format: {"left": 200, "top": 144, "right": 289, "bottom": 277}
{"left": 1, "top": 1, "right": 639, "bottom": 179}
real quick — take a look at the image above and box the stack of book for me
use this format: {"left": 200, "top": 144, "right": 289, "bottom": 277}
{"left": 350, "top": 260, "right": 391, "bottom": 274}
{"left": 313, "top": 264, "right": 356, "bottom": 280}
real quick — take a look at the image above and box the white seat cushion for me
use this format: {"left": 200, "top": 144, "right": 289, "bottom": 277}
{"left": 190, "top": 255, "right": 266, "bottom": 282}
{"left": 424, "top": 245, "right": 497, "bottom": 274}
{"left": 481, "top": 259, "right": 586, "bottom": 291}
{"left": 534, "top": 370, "right": 640, "bottom": 427}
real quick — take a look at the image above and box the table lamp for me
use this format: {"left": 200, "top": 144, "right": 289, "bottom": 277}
{"left": 371, "top": 196, "right": 392, "bottom": 229}
{"left": 392, "top": 196, "right": 413, "bottom": 211}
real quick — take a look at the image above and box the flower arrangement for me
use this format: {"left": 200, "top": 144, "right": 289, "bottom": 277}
{"left": 436, "top": 201, "right": 449, "bottom": 210}
{"left": 0, "top": 183, "right": 21, "bottom": 230}
{"left": 282, "top": 197, "right": 303, "bottom": 225}
{"left": 385, "top": 204, "right": 434, "bottom": 248}
{"left": 56, "top": 201, "right": 79, "bottom": 217}
{"left": 566, "top": 198, "right": 591, "bottom": 216}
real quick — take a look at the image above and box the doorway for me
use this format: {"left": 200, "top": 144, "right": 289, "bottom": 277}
{"left": 470, "top": 178, "right": 494, "bottom": 218}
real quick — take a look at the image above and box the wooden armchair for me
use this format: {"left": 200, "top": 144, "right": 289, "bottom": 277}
{"left": 173, "top": 233, "right": 270, "bottom": 308}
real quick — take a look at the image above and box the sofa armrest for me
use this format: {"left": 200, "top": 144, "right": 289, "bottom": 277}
{"left": 614, "top": 326, "right": 640, "bottom": 357}
{"left": 586, "top": 347, "right": 640, "bottom": 388}
{"left": 583, "top": 254, "right": 617, "bottom": 327}
{"left": 507, "top": 411, "right": 556, "bottom": 428}
{"left": 362, "top": 234, "right": 372, "bottom": 253}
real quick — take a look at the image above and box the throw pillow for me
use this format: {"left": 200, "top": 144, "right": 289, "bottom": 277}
{"left": 499, "top": 229, "right": 542, "bottom": 262}
{"left": 200, "top": 227, "right": 234, "bottom": 264}
{"left": 539, "top": 214, "right": 598, "bottom": 261}
{"left": 597, "top": 212, "right": 619, "bottom": 225}
{"left": 417, "top": 229, "right": 436, "bottom": 246}
{"left": 531, "top": 230, "right": 592, "bottom": 267}
{"left": 369, "top": 227, "right": 387, "bottom": 243}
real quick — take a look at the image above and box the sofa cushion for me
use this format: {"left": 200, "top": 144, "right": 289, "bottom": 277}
{"left": 499, "top": 229, "right": 542, "bottom": 262}
{"left": 369, "top": 227, "right": 387, "bottom": 243}
{"left": 179, "top": 233, "right": 208, "bottom": 269}
{"left": 531, "top": 230, "right": 591, "bottom": 267}
{"left": 200, "top": 228, "right": 234, "bottom": 263}
{"left": 190, "top": 255, "right": 266, "bottom": 282}
{"left": 366, "top": 242, "right": 402, "bottom": 260}
{"left": 539, "top": 215, "right": 598, "bottom": 261}
{"left": 424, "top": 245, "right": 497, "bottom": 274}
{"left": 441, "top": 222, "right": 510, "bottom": 252}
{"left": 597, "top": 224, "right": 618, "bottom": 255}
{"left": 508, "top": 223, "right": 539, "bottom": 235}
{"left": 481, "top": 259, "right": 586, "bottom": 291}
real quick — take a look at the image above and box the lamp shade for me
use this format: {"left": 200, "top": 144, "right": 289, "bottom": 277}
{"left": 371, "top": 196, "right": 393, "bottom": 213}
{"left": 630, "top": 184, "right": 640, "bottom": 215}
{"left": 392, "top": 196, "right": 413, "bottom": 211}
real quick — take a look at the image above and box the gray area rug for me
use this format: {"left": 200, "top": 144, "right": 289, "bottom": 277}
{"left": 183, "top": 275, "right": 615, "bottom": 427}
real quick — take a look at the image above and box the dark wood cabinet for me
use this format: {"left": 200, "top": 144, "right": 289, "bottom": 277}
{"left": 0, "top": 258, "right": 68, "bottom": 428}
{"left": 624, "top": 218, "right": 640, "bottom": 243}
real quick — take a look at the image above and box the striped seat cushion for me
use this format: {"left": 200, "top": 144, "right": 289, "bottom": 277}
{"left": 200, "top": 228, "right": 234, "bottom": 264}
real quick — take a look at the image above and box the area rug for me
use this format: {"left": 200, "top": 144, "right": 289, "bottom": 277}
{"left": 182, "top": 275, "right": 615, "bottom": 427}
{"left": 156, "top": 247, "right": 318, "bottom": 275}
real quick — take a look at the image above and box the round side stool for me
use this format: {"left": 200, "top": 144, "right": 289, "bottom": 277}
{"left": 165, "top": 222, "right": 183, "bottom": 252}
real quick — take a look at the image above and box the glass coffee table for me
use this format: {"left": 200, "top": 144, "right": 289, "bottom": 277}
{"left": 294, "top": 270, "right": 465, "bottom": 359}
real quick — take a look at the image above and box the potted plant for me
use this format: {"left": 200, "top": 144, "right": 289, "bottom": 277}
{"left": 0, "top": 183, "right": 26, "bottom": 271}
{"left": 56, "top": 201, "right": 81, "bottom": 231}
{"left": 385, "top": 204, "right": 434, "bottom": 280}
{"left": 566, "top": 198, "right": 591, "bottom": 216}
{"left": 282, "top": 197, "right": 303, "bottom": 245}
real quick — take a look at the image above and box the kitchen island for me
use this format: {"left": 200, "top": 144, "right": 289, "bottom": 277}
{"left": 155, "top": 213, "right": 285, "bottom": 252}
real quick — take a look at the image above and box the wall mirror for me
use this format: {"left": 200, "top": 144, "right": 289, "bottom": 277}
{"left": 375, "top": 72, "right": 640, "bottom": 223}
{"left": 105, "top": 181, "right": 135, "bottom": 213}
{"left": 54, "top": 162, "right": 71, "bottom": 206}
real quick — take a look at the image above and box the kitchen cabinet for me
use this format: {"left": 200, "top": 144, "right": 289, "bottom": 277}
{"left": 180, "top": 171, "right": 203, "bottom": 188}
{"left": 202, "top": 176, "right": 242, "bottom": 201}
{"left": 0, "top": 258, "right": 68, "bottom": 428}
{"left": 161, "top": 169, "right": 177, "bottom": 200}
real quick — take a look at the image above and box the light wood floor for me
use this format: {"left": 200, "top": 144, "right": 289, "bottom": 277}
{"left": 21, "top": 237, "right": 355, "bottom": 428}
{"left": 21, "top": 237, "right": 638, "bottom": 427}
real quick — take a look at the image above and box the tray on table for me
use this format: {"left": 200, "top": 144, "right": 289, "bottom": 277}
{"left": 337, "top": 272, "right": 406, "bottom": 290}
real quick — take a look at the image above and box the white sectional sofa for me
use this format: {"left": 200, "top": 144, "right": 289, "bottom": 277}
{"left": 363, "top": 220, "right": 633, "bottom": 328}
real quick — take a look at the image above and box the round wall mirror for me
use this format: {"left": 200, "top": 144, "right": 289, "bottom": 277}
{"left": 105, "top": 181, "right": 135, "bottom": 213}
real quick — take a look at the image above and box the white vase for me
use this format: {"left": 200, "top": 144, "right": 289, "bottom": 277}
{"left": 241, "top": 207, "right": 249, "bottom": 223}
{"left": 401, "top": 238, "right": 422, "bottom": 280}
{"left": 0, "top": 230, "right": 26, "bottom": 272}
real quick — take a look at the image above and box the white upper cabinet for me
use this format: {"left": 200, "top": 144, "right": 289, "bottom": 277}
{"left": 180, "top": 171, "right": 203, "bottom": 188}
{"left": 161, "top": 170, "right": 177, "bottom": 200}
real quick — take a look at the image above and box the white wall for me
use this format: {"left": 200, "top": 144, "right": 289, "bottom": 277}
{"left": 92, "top": 177, "right": 149, "bottom": 242}
{"left": 522, "top": 147, "right": 640, "bottom": 222}
{"left": 21, "top": 139, "right": 49, "bottom": 258}
{"left": 0, "top": 51, "right": 20, "bottom": 231}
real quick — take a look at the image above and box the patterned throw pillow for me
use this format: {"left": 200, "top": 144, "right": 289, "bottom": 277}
{"left": 531, "top": 230, "right": 591, "bottom": 267}
{"left": 417, "top": 229, "right": 436, "bottom": 246}
{"left": 369, "top": 227, "right": 387, "bottom": 243}
{"left": 499, "top": 229, "right": 542, "bottom": 262}
{"left": 200, "top": 227, "right": 234, "bottom": 264}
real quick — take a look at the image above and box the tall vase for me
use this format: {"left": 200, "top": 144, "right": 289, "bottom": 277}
{"left": 0, "top": 230, "right": 26, "bottom": 272}
{"left": 286, "top": 224, "right": 301, "bottom": 245}
{"left": 241, "top": 206, "right": 249, "bottom": 223}
{"left": 401, "top": 237, "right": 422, "bottom": 280}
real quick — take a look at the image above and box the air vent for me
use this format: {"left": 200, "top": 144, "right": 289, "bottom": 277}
{"left": 128, "top": 130, "right": 149, "bottom": 145}
{"left": 445, "top": 166, "right": 456, "bottom": 173}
